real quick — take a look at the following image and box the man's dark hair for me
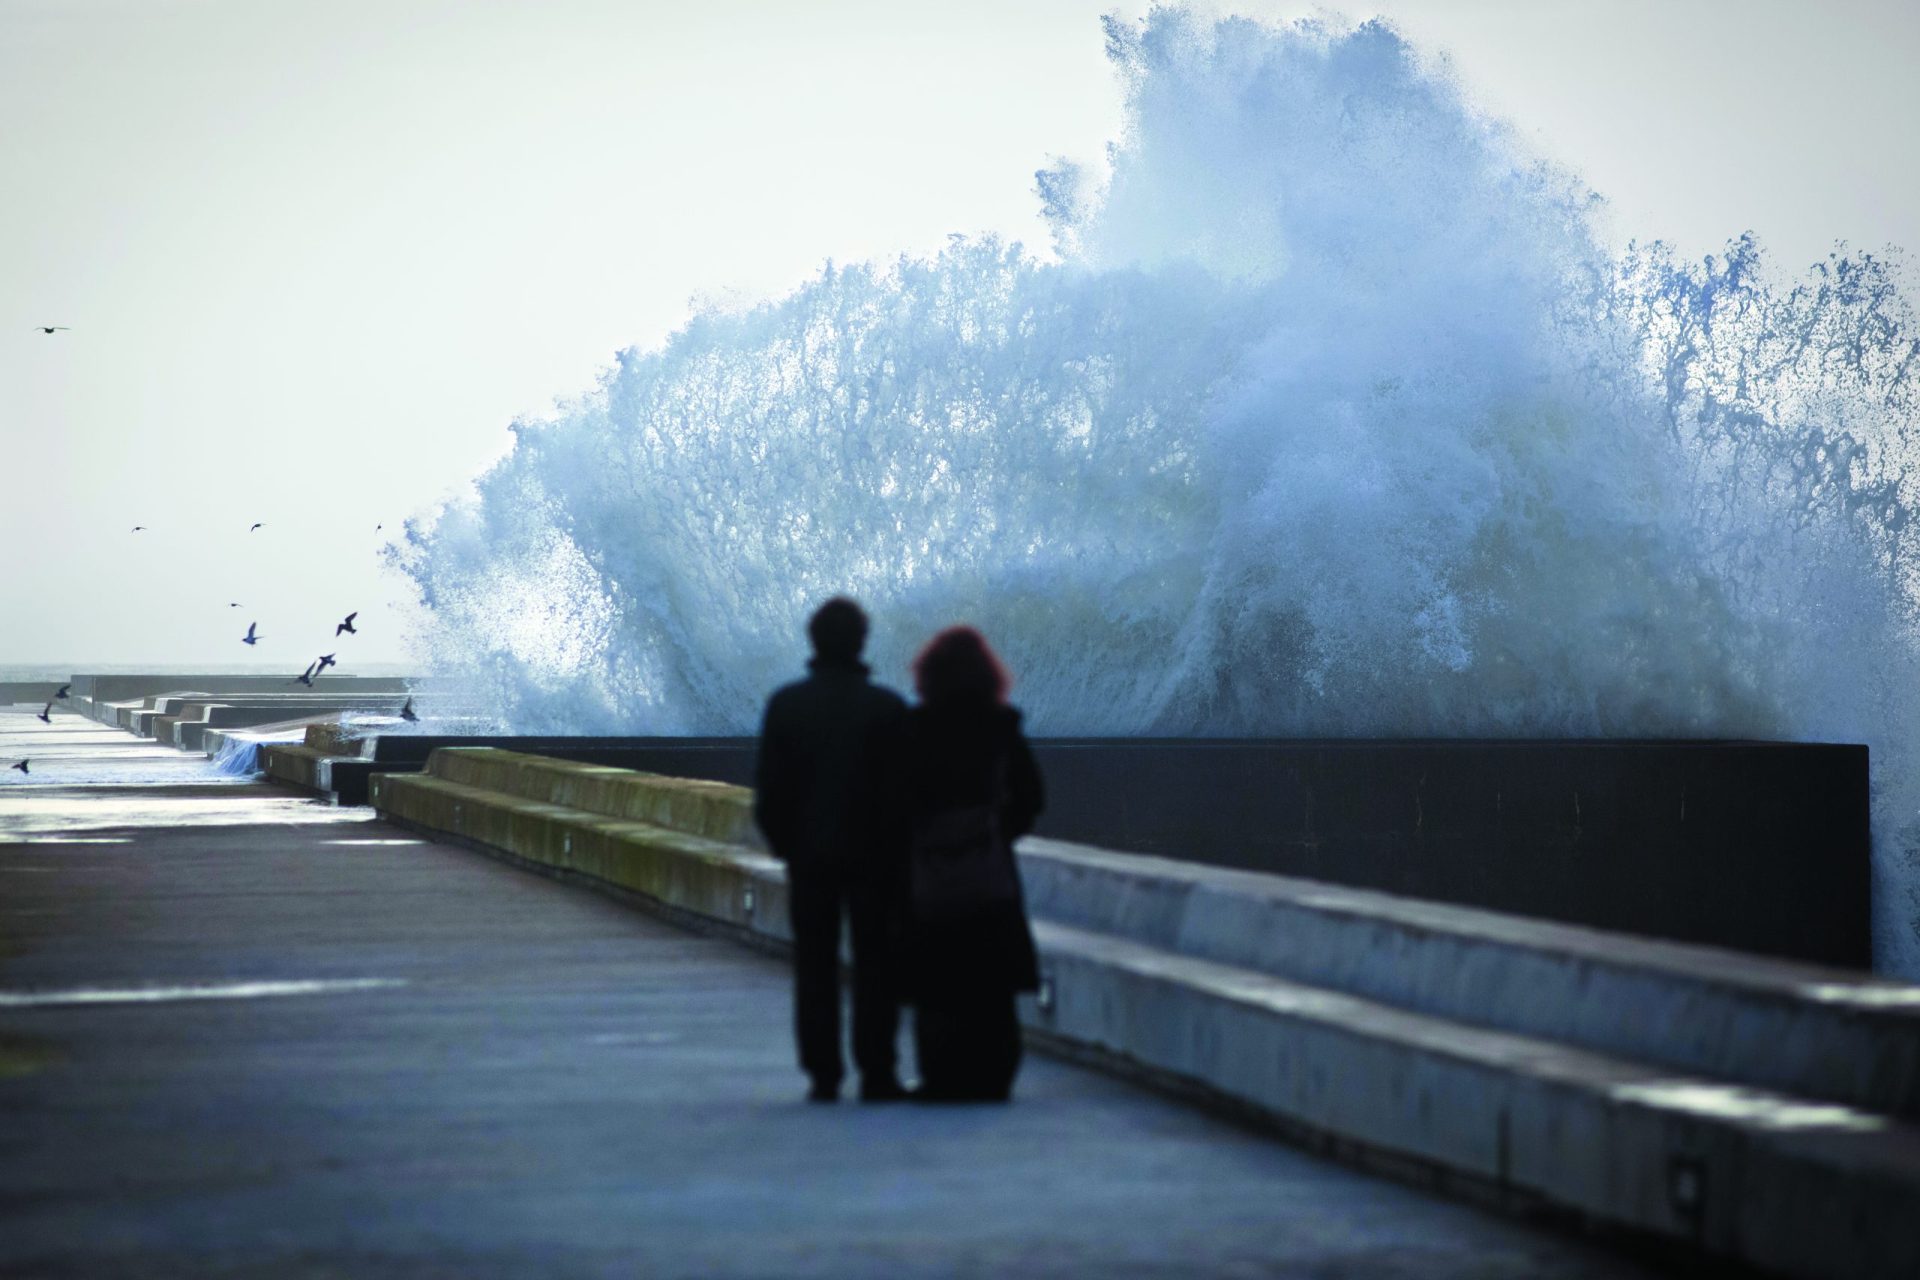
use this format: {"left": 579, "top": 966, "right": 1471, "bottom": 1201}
{"left": 808, "top": 596, "right": 869, "bottom": 662}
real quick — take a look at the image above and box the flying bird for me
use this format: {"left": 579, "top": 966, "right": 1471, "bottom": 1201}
{"left": 229, "top": 602, "right": 241, "bottom": 608}
{"left": 249, "top": 522, "right": 263, "bottom": 532}
{"left": 36, "top": 703, "right": 53, "bottom": 723}
{"left": 336, "top": 611, "right": 358, "bottom": 636}
{"left": 9, "top": 759, "right": 27, "bottom": 774}
{"left": 295, "top": 662, "right": 316, "bottom": 687}
{"left": 316, "top": 653, "right": 337, "bottom": 673}
{"left": 242, "top": 622, "right": 261, "bottom": 646}
{"left": 34, "top": 326, "right": 69, "bottom": 334}
{"left": 54, "top": 684, "right": 70, "bottom": 700}
{"left": 399, "top": 697, "right": 418, "bottom": 723}
{"left": 131, "top": 525, "right": 146, "bottom": 532}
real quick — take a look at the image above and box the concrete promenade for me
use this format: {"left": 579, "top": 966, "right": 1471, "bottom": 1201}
{"left": 0, "top": 705, "right": 1665, "bottom": 1278}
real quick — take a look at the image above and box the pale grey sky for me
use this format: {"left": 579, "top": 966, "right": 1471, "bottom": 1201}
{"left": 2, "top": 0, "right": 1915, "bottom": 668}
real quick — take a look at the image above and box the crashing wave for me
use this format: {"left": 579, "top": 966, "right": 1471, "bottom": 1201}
{"left": 392, "top": 12, "right": 1920, "bottom": 972}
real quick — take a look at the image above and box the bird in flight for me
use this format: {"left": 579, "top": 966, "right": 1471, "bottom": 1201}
{"left": 34, "top": 326, "right": 69, "bottom": 334}
{"left": 316, "top": 653, "right": 337, "bottom": 673}
{"left": 54, "top": 684, "right": 70, "bottom": 700}
{"left": 336, "top": 611, "right": 358, "bottom": 636}
{"left": 131, "top": 525, "right": 146, "bottom": 533}
{"left": 399, "top": 697, "right": 419, "bottom": 723}
{"left": 9, "top": 759, "right": 27, "bottom": 774}
{"left": 36, "top": 703, "right": 53, "bottom": 723}
{"left": 249, "top": 522, "right": 263, "bottom": 532}
{"left": 295, "top": 662, "right": 316, "bottom": 687}
{"left": 242, "top": 622, "right": 261, "bottom": 646}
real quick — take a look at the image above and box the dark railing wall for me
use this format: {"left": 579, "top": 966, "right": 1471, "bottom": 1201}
{"left": 343, "top": 736, "right": 1870, "bottom": 968}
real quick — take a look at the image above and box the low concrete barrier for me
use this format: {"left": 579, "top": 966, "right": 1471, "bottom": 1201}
{"left": 111, "top": 688, "right": 403, "bottom": 736}
{"left": 166, "top": 699, "right": 407, "bottom": 751}
{"left": 1016, "top": 840, "right": 1920, "bottom": 1121}
{"left": 370, "top": 748, "right": 1920, "bottom": 1280}
{"left": 202, "top": 717, "right": 352, "bottom": 773}
{"left": 65, "top": 673, "right": 414, "bottom": 706}
{"left": 127, "top": 696, "right": 203, "bottom": 735}
{"left": 259, "top": 721, "right": 407, "bottom": 795}
{"left": 62, "top": 674, "right": 419, "bottom": 729}
{"left": 374, "top": 763, "right": 789, "bottom": 941}
{"left": 279, "top": 734, "right": 750, "bottom": 806}
{"left": 315, "top": 733, "right": 1873, "bottom": 965}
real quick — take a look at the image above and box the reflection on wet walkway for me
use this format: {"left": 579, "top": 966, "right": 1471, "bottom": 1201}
{"left": 0, "top": 705, "right": 373, "bottom": 835}
{"left": 0, "top": 978, "right": 406, "bottom": 1008}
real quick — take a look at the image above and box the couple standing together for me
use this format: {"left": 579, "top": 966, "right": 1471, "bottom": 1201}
{"left": 753, "top": 598, "right": 1043, "bottom": 1104}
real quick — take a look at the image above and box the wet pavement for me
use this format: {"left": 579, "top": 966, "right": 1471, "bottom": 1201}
{"left": 0, "top": 705, "right": 1669, "bottom": 1278}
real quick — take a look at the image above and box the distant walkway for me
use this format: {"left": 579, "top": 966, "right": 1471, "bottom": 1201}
{"left": 0, "top": 707, "right": 1661, "bottom": 1278}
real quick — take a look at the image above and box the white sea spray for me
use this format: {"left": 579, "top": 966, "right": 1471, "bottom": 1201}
{"left": 393, "top": 13, "right": 1920, "bottom": 972}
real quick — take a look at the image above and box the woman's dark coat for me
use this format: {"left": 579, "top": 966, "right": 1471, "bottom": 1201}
{"left": 901, "top": 700, "right": 1044, "bottom": 998}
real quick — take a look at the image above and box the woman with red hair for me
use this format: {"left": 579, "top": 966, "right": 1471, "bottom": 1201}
{"left": 902, "top": 625, "right": 1044, "bottom": 1101}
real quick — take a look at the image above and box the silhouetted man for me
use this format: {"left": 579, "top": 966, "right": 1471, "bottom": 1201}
{"left": 754, "top": 597, "right": 909, "bottom": 1103}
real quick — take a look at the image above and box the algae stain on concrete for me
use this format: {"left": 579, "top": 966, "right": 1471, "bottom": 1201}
{"left": 0, "top": 1032, "right": 60, "bottom": 1078}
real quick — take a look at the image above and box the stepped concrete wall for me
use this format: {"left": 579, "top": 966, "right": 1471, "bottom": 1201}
{"left": 164, "top": 698, "right": 406, "bottom": 750}
{"left": 369, "top": 747, "right": 1920, "bottom": 1280}
{"left": 329, "top": 734, "right": 1870, "bottom": 965}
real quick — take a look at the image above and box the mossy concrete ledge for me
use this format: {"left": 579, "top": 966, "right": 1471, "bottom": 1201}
{"left": 371, "top": 752, "right": 787, "bottom": 941}
{"left": 369, "top": 747, "right": 1920, "bottom": 1280}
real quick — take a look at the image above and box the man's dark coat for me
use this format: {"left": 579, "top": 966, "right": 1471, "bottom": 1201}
{"left": 754, "top": 657, "right": 908, "bottom": 871}
{"left": 753, "top": 656, "right": 908, "bottom": 1091}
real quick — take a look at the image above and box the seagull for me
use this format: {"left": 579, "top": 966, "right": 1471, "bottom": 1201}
{"left": 335, "top": 611, "right": 358, "bottom": 636}
{"left": 316, "top": 653, "right": 337, "bottom": 673}
{"left": 295, "top": 661, "right": 316, "bottom": 687}
{"left": 9, "top": 759, "right": 26, "bottom": 774}
{"left": 54, "top": 684, "right": 70, "bottom": 700}
{"left": 131, "top": 525, "right": 146, "bottom": 532}
{"left": 36, "top": 703, "right": 53, "bottom": 723}
{"left": 249, "top": 522, "right": 263, "bottom": 532}
{"left": 34, "top": 326, "right": 69, "bottom": 334}
{"left": 242, "top": 622, "right": 261, "bottom": 646}
{"left": 399, "top": 697, "right": 418, "bottom": 723}
{"left": 229, "top": 602, "right": 241, "bottom": 608}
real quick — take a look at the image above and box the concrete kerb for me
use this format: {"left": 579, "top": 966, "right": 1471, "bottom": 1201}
{"left": 199, "top": 715, "right": 356, "bottom": 763}
{"left": 258, "top": 719, "right": 419, "bottom": 795}
{"left": 152, "top": 698, "right": 410, "bottom": 749}
{"left": 64, "top": 673, "right": 414, "bottom": 704}
{"left": 1015, "top": 838, "right": 1920, "bottom": 1122}
{"left": 57, "top": 676, "right": 417, "bottom": 732}
{"left": 1029, "top": 922, "right": 1920, "bottom": 1279}
{"left": 130, "top": 697, "right": 210, "bottom": 736}
{"left": 370, "top": 768, "right": 788, "bottom": 942}
{"left": 426, "top": 748, "right": 765, "bottom": 849}
{"left": 368, "top": 747, "right": 1920, "bottom": 1280}
{"left": 261, "top": 741, "right": 371, "bottom": 795}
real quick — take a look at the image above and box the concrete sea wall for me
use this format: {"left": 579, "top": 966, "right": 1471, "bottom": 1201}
{"left": 370, "top": 747, "right": 1920, "bottom": 1280}
{"left": 281, "top": 734, "right": 1871, "bottom": 965}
